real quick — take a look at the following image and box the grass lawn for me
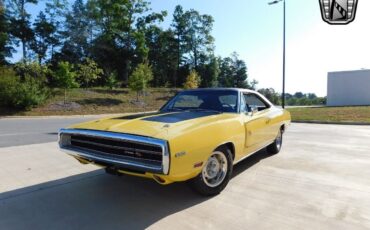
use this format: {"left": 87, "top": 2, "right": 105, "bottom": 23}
{"left": 2, "top": 89, "right": 370, "bottom": 124}
{"left": 0, "top": 88, "right": 178, "bottom": 116}
{"left": 287, "top": 106, "right": 370, "bottom": 123}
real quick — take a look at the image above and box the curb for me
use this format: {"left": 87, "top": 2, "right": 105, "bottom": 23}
{"left": 0, "top": 113, "right": 126, "bottom": 119}
{"left": 292, "top": 120, "right": 370, "bottom": 126}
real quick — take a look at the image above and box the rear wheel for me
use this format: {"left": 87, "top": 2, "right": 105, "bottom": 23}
{"left": 267, "top": 128, "right": 283, "bottom": 154}
{"left": 189, "top": 146, "right": 233, "bottom": 196}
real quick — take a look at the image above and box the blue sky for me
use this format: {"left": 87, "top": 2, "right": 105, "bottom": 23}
{"left": 17, "top": 0, "right": 370, "bottom": 96}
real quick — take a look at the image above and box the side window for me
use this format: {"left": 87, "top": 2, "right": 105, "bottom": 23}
{"left": 219, "top": 94, "right": 238, "bottom": 112}
{"left": 219, "top": 95, "right": 237, "bottom": 107}
{"left": 244, "top": 93, "right": 269, "bottom": 111}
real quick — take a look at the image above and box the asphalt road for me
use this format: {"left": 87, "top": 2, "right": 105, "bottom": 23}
{"left": 0, "top": 119, "right": 370, "bottom": 229}
{"left": 0, "top": 117, "right": 98, "bottom": 147}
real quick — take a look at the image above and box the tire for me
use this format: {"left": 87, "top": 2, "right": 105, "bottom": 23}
{"left": 267, "top": 128, "right": 283, "bottom": 154}
{"left": 189, "top": 146, "right": 233, "bottom": 196}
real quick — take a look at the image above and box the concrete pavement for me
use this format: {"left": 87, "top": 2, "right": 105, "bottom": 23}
{"left": 0, "top": 123, "right": 370, "bottom": 229}
{"left": 0, "top": 117, "right": 97, "bottom": 147}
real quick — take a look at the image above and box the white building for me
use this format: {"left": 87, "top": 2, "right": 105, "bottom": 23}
{"left": 327, "top": 69, "right": 370, "bottom": 106}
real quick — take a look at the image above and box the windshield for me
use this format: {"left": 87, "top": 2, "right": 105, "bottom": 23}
{"left": 161, "top": 90, "right": 239, "bottom": 113}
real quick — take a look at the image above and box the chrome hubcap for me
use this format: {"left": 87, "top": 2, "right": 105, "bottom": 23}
{"left": 202, "top": 152, "right": 228, "bottom": 187}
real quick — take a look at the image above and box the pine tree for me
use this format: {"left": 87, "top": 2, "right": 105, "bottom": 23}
{"left": 7, "top": 0, "right": 38, "bottom": 61}
{"left": 0, "top": 0, "right": 12, "bottom": 64}
{"left": 31, "top": 11, "right": 55, "bottom": 63}
{"left": 61, "top": 0, "right": 90, "bottom": 63}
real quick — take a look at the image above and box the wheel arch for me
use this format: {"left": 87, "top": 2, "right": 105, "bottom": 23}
{"left": 281, "top": 124, "right": 286, "bottom": 133}
{"left": 214, "top": 142, "right": 235, "bottom": 160}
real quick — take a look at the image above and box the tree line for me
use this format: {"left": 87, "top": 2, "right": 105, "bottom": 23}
{"left": 257, "top": 88, "right": 326, "bottom": 106}
{"left": 1, "top": 0, "right": 254, "bottom": 90}
{"left": 1, "top": 0, "right": 325, "bottom": 110}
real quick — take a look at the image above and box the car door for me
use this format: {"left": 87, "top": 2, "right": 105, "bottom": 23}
{"left": 242, "top": 93, "right": 274, "bottom": 153}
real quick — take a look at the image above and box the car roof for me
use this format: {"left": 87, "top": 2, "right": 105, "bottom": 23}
{"left": 182, "top": 88, "right": 256, "bottom": 93}
{"left": 181, "top": 88, "right": 274, "bottom": 107}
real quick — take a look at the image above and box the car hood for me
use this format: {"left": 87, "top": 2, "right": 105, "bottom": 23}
{"left": 68, "top": 111, "right": 233, "bottom": 140}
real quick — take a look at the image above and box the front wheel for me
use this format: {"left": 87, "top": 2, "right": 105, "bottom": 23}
{"left": 267, "top": 128, "right": 283, "bottom": 154}
{"left": 189, "top": 146, "right": 233, "bottom": 196}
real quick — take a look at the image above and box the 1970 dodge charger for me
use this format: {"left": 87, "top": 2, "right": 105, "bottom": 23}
{"left": 59, "top": 88, "right": 291, "bottom": 195}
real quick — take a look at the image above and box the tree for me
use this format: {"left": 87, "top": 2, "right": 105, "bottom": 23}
{"left": 294, "top": 92, "right": 304, "bottom": 98}
{"left": 135, "top": 11, "right": 167, "bottom": 63}
{"left": 183, "top": 69, "right": 200, "bottom": 89}
{"left": 7, "top": 0, "right": 38, "bottom": 61}
{"left": 44, "top": 0, "right": 67, "bottom": 61}
{"left": 106, "top": 71, "right": 118, "bottom": 90}
{"left": 53, "top": 61, "right": 79, "bottom": 104}
{"left": 285, "top": 91, "right": 325, "bottom": 105}
{"left": 0, "top": 0, "right": 13, "bottom": 64}
{"left": 218, "top": 52, "right": 249, "bottom": 88}
{"left": 146, "top": 28, "right": 177, "bottom": 87}
{"left": 171, "top": 5, "right": 186, "bottom": 86}
{"left": 77, "top": 58, "right": 103, "bottom": 88}
{"left": 88, "top": 0, "right": 164, "bottom": 84}
{"left": 218, "top": 56, "right": 233, "bottom": 87}
{"left": 0, "top": 69, "right": 49, "bottom": 110}
{"left": 250, "top": 79, "right": 259, "bottom": 90}
{"left": 182, "top": 9, "right": 214, "bottom": 68}
{"left": 307, "top": 93, "right": 317, "bottom": 100}
{"left": 13, "top": 60, "right": 49, "bottom": 80}
{"left": 30, "top": 11, "right": 55, "bottom": 63}
{"left": 60, "top": 0, "right": 90, "bottom": 63}
{"left": 128, "top": 62, "right": 153, "bottom": 101}
{"left": 258, "top": 88, "right": 280, "bottom": 105}
{"left": 198, "top": 56, "right": 219, "bottom": 87}
{"left": 232, "top": 53, "right": 249, "bottom": 88}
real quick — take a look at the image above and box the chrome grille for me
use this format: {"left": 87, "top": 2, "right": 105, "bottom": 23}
{"left": 59, "top": 129, "right": 169, "bottom": 174}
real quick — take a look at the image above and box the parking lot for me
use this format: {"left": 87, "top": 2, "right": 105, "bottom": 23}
{"left": 0, "top": 119, "right": 369, "bottom": 230}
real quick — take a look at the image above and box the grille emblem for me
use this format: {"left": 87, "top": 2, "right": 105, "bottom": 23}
{"left": 319, "top": 0, "right": 358, "bottom": 25}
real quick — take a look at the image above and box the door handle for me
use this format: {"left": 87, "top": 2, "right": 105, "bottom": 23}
{"left": 266, "top": 118, "right": 271, "bottom": 124}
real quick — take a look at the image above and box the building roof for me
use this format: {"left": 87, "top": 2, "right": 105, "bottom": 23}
{"left": 328, "top": 69, "right": 370, "bottom": 74}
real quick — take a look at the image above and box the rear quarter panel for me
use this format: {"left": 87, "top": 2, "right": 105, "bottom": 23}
{"left": 269, "top": 107, "right": 291, "bottom": 137}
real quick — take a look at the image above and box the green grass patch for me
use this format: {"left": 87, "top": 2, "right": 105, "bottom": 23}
{"left": 0, "top": 88, "right": 179, "bottom": 116}
{"left": 287, "top": 106, "right": 370, "bottom": 123}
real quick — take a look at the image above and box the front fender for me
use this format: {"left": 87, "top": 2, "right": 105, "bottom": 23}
{"left": 166, "top": 115, "right": 244, "bottom": 181}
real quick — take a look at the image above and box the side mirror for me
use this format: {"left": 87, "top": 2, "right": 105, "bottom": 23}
{"left": 249, "top": 105, "right": 258, "bottom": 116}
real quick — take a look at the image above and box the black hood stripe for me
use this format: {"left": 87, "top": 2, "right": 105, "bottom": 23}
{"left": 142, "top": 111, "right": 219, "bottom": 123}
{"left": 114, "top": 112, "right": 164, "bottom": 120}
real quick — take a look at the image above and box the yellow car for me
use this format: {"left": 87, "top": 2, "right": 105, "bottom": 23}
{"left": 59, "top": 88, "right": 291, "bottom": 195}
